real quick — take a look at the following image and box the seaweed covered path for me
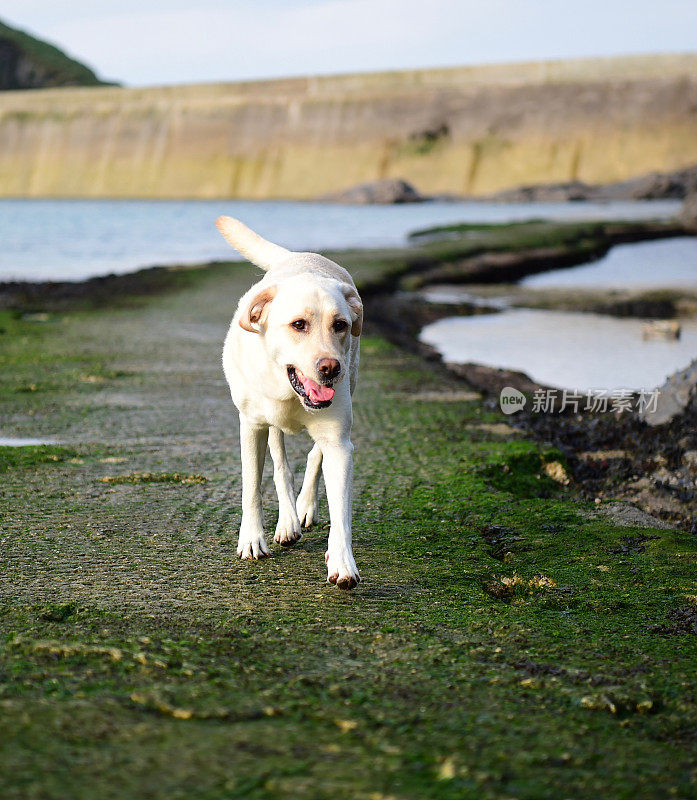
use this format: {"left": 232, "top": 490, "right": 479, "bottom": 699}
{"left": 1, "top": 258, "right": 697, "bottom": 799}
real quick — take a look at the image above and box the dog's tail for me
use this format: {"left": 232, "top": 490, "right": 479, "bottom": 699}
{"left": 215, "top": 216, "right": 291, "bottom": 272}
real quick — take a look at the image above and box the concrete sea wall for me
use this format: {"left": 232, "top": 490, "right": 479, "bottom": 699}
{"left": 1, "top": 53, "right": 696, "bottom": 199}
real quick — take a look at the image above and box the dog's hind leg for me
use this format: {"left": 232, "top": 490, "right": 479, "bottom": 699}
{"left": 238, "top": 418, "right": 271, "bottom": 559}
{"left": 269, "top": 426, "right": 302, "bottom": 547}
{"left": 296, "top": 442, "right": 322, "bottom": 528}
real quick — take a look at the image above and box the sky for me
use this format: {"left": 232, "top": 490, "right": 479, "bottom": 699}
{"left": 4, "top": 0, "right": 697, "bottom": 87}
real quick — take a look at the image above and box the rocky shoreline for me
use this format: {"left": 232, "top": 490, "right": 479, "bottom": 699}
{"left": 362, "top": 214, "right": 697, "bottom": 530}
{"left": 324, "top": 165, "right": 697, "bottom": 204}
{"left": 479, "top": 164, "right": 697, "bottom": 203}
{"left": 3, "top": 210, "right": 696, "bottom": 529}
{"left": 5, "top": 205, "right": 697, "bottom": 795}
{"left": 363, "top": 287, "right": 697, "bottom": 530}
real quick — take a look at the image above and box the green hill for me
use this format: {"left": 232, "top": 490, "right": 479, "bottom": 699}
{"left": 0, "top": 18, "right": 111, "bottom": 90}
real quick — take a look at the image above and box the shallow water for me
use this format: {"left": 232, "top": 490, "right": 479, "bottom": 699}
{"left": 0, "top": 198, "right": 681, "bottom": 283}
{"left": 521, "top": 237, "right": 697, "bottom": 290}
{"left": 420, "top": 287, "right": 511, "bottom": 307}
{"left": 0, "top": 437, "right": 59, "bottom": 447}
{"left": 420, "top": 308, "right": 697, "bottom": 391}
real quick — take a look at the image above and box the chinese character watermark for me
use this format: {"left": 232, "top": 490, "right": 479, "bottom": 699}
{"left": 499, "top": 386, "right": 660, "bottom": 415}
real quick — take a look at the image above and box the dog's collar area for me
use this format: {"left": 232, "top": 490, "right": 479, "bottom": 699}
{"left": 287, "top": 366, "right": 334, "bottom": 409}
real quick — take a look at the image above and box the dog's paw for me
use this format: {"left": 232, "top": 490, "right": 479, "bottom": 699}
{"left": 296, "top": 492, "right": 318, "bottom": 528}
{"left": 237, "top": 532, "right": 271, "bottom": 560}
{"left": 325, "top": 549, "right": 361, "bottom": 590}
{"left": 274, "top": 511, "right": 302, "bottom": 547}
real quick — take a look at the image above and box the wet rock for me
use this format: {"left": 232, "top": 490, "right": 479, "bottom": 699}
{"left": 649, "top": 605, "right": 697, "bottom": 636}
{"left": 595, "top": 296, "right": 677, "bottom": 319}
{"left": 480, "top": 524, "right": 526, "bottom": 561}
{"left": 321, "top": 178, "right": 425, "bottom": 204}
{"left": 617, "top": 167, "right": 697, "bottom": 200}
{"left": 484, "top": 164, "right": 697, "bottom": 202}
{"left": 446, "top": 362, "right": 545, "bottom": 396}
{"left": 650, "top": 467, "right": 695, "bottom": 501}
{"left": 682, "top": 450, "right": 697, "bottom": 472}
{"left": 487, "top": 181, "right": 593, "bottom": 203}
{"left": 482, "top": 579, "right": 515, "bottom": 600}
{"left": 640, "top": 359, "right": 697, "bottom": 426}
{"left": 543, "top": 461, "right": 570, "bottom": 485}
{"left": 603, "top": 165, "right": 697, "bottom": 200}
{"left": 679, "top": 192, "right": 697, "bottom": 233}
{"left": 593, "top": 502, "right": 677, "bottom": 530}
{"left": 641, "top": 320, "right": 681, "bottom": 340}
{"left": 579, "top": 450, "right": 631, "bottom": 464}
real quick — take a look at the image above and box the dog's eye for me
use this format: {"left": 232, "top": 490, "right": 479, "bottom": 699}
{"left": 291, "top": 319, "right": 307, "bottom": 331}
{"left": 333, "top": 320, "right": 348, "bottom": 333}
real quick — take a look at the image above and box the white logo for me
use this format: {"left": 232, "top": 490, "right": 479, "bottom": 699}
{"left": 499, "top": 386, "right": 526, "bottom": 414}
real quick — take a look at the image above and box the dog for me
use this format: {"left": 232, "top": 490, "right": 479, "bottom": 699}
{"left": 215, "top": 216, "right": 362, "bottom": 589}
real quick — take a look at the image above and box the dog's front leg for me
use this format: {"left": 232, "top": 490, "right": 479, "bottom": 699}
{"left": 320, "top": 437, "right": 360, "bottom": 589}
{"left": 237, "top": 417, "right": 270, "bottom": 559}
{"left": 268, "top": 426, "right": 302, "bottom": 547}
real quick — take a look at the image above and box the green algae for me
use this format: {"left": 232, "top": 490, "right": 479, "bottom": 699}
{"left": 98, "top": 472, "right": 207, "bottom": 485}
{"left": 0, "top": 445, "right": 76, "bottom": 471}
{"left": 0, "top": 244, "right": 696, "bottom": 800}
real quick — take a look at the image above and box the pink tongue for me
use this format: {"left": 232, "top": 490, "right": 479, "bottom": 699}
{"left": 299, "top": 373, "right": 335, "bottom": 403}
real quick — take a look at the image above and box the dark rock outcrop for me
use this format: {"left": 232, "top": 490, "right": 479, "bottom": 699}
{"left": 485, "top": 181, "right": 593, "bottom": 203}
{"left": 321, "top": 178, "right": 425, "bottom": 204}
{"left": 486, "top": 165, "right": 697, "bottom": 203}
{"left": 327, "top": 166, "right": 697, "bottom": 205}
{"left": 640, "top": 360, "right": 697, "bottom": 427}
{"left": 679, "top": 193, "right": 697, "bottom": 232}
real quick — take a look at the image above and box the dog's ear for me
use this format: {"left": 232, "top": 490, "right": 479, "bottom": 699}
{"left": 239, "top": 286, "right": 276, "bottom": 333}
{"left": 343, "top": 287, "right": 363, "bottom": 337}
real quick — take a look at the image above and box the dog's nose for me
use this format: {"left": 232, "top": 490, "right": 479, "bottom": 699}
{"left": 317, "top": 358, "right": 340, "bottom": 381}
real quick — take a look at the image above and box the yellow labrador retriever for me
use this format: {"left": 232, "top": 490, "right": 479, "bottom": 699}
{"left": 216, "top": 217, "right": 362, "bottom": 589}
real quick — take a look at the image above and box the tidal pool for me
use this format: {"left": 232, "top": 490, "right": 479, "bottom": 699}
{"left": 420, "top": 308, "right": 697, "bottom": 391}
{"left": 420, "top": 287, "right": 511, "bottom": 308}
{"left": 521, "top": 237, "right": 697, "bottom": 290}
{"left": 0, "top": 437, "right": 60, "bottom": 446}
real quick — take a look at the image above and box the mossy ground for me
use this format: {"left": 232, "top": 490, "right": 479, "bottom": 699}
{"left": 1, "top": 253, "right": 696, "bottom": 799}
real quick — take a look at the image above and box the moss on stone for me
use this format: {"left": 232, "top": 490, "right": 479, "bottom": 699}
{"left": 1, "top": 243, "right": 696, "bottom": 799}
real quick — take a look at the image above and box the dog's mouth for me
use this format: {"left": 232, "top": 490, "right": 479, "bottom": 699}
{"left": 287, "top": 366, "right": 334, "bottom": 409}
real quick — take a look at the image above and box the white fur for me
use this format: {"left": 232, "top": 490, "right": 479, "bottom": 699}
{"left": 217, "top": 216, "right": 362, "bottom": 589}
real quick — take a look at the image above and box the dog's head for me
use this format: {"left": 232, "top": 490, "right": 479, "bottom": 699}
{"left": 217, "top": 216, "right": 362, "bottom": 411}
{"left": 240, "top": 276, "right": 361, "bottom": 409}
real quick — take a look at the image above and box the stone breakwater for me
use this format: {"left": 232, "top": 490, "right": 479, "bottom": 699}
{"left": 1, "top": 53, "right": 697, "bottom": 199}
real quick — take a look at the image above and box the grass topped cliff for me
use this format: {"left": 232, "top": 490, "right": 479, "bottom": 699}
{"left": 1, "top": 242, "right": 697, "bottom": 799}
{"left": 0, "top": 18, "right": 109, "bottom": 90}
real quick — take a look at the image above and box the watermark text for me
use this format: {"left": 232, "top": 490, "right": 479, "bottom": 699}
{"left": 499, "top": 387, "right": 660, "bottom": 415}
